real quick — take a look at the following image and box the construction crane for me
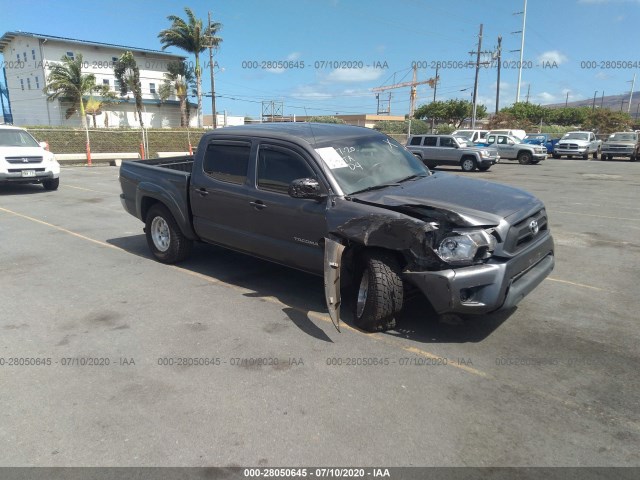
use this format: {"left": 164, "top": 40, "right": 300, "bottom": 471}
{"left": 371, "top": 65, "right": 438, "bottom": 117}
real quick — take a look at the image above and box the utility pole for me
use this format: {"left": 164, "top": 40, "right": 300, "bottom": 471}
{"left": 600, "top": 91, "right": 604, "bottom": 108}
{"left": 471, "top": 24, "right": 483, "bottom": 129}
{"left": 525, "top": 84, "right": 530, "bottom": 103}
{"left": 431, "top": 63, "right": 439, "bottom": 133}
{"left": 495, "top": 35, "right": 502, "bottom": 114}
{"left": 208, "top": 11, "right": 217, "bottom": 129}
{"left": 565, "top": 91, "right": 569, "bottom": 107}
{"left": 628, "top": 73, "right": 636, "bottom": 113}
{"left": 513, "top": 0, "right": 527, "bottom": 103}
{"left": 592, "top": 91, "right": 598, "bottom": 111}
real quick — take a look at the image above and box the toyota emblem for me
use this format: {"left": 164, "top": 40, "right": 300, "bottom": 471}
{"left": 529, "top": 219, "right": 539, "bottom": 235}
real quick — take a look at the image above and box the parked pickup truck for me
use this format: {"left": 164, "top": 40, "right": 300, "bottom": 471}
{"left": 482, "top": 134, "right": 547, "bottom": 165}
{"left": 553, "top": 131, "right": 601, "bottom": 159}
{"left": 523, "top": 133, "right": 559, "bottom": 154}
{"left": 119, "top": 124, "right": 554, "bottom": 332}
{"left": 406, "top": 134, "right": 499, "bottom": 172}
{"left": 600, "top": 131, "right": 639, "bottom": 161}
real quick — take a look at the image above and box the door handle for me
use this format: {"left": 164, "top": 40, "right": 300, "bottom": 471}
{"left": 250, "top": 200, "right": 267, "bottom": 210}
{"left": 195, "top": 188, "right": 209, "bottom": 196}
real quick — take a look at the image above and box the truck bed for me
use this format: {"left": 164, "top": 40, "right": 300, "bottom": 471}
{"left": 133, "top": 156, "right": 194, "bottom": 173}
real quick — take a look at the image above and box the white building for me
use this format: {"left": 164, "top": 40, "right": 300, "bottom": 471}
{"left": 0, "top": 31, "right": 197, "bottom": 128}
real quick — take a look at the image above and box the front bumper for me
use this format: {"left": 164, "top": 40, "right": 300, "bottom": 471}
{"left": 602, "top": 149, "right": 634, "bottom": 158}
{"left": 404, "top": 233, "right": 554, "bottom": 315}
{"left": 0, "top": 170, "right": 58, "bottom": 184}
{"left": 532, "top": 153, "right": 547, "bottom": 161}
{"left": 479, "top": 155, "right": 500, "bottom": 165}
{"left": 554, "top": 147, "right": 587, "bottom": 156}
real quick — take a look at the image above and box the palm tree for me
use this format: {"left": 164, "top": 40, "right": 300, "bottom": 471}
{"left": 158, "top": 60, "right": 195, "bottom": 127}
{"left": 85, "top": 85, "right": 118, "bottom": 128}
{"left": 158, "top": 7, "right": 222, "bottom": 128}
{"left": 44, "top": 54, "right": 96, "bottom": 128}
{"left": 114, "top": 51, "right": 144, "bottom": 127}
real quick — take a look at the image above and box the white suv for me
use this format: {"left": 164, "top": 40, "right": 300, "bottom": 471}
{"left": 0, "top": 125, "right": 60, "bottom": 190}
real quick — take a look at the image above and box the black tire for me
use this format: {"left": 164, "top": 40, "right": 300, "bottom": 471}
{"left": 460, "top": 156, "right": 477, "bottom": 172}
{"left": 531, "top": 160, "right": 540, "bottom": 164}
{"left": 600, "top": 154, "right": 607, "bottom": 161}
{"left": 552, "top": 153, "right": 560, "bottom": 159}
{"left": 593, "top": 148, "right": 600, "bottom": 159}
{"left": 631, "top": 154, "right": 637, "bottom": 162}
{"left": 353, "top": 250, "right": 403, "bottom": 332}
{"left": 582, "top": 151, "right": 589, "bottom": 160}
{"left": 42, "top": 178, "right": 59, "bottom": 191}
{"left": 477, "top": 164, "right": 491, "bottom": 171}
{"left": 517, "top": 151, "right": 532, "bottom": 165}
{"left": 145, "top": 204, "right": 192, "bottom": 263}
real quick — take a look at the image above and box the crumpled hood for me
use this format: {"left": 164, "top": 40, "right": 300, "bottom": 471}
{"left": 350, "top": 172, "right": 542, "bottom": 227}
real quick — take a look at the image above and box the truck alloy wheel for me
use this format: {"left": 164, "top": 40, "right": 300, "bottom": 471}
{"left": 145, "top": 204, "right": 192, "bottom": 263}
{"left": 518, "top": 152, "right": 532, "bottom": 165}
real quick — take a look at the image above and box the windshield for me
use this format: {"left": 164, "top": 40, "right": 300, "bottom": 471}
{"left": 314, "top": 135, "right": 429, "bottom": 195}
{"left": 524, "top": 135, "right": 545, "bottom": 142}
{"left": 454, "top": 131, "right": 473, "bottom": 140}
{"left": 563, "top": 133, "right": 589, "bottom": 140}
{"left": 0, "top": 129, "right": 40, "bottom": 147}
{"left": 609, "top": 133, "right": 637, "bottom": 142}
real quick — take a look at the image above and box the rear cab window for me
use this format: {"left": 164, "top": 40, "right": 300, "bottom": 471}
{"left": 202, "top": 141, "right": 252, "bottom": 184}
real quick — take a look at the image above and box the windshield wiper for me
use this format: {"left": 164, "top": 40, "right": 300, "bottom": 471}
{"left": 396, "top": 173, "right": 429, "bottom": 183}
{"left": 349, "top": 183, "right": 399, "bottom": 195}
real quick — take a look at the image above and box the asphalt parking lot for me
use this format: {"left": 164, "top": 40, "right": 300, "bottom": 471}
{"left": 1, "top": 157, "right": 639, "bottom": 468}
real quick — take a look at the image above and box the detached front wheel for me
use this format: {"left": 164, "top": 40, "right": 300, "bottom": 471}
{"left": 353, "top": 250, "right": 404, "bottom": 332}
{"left": 145, "top": 204, "right": 192, "bottom": 263}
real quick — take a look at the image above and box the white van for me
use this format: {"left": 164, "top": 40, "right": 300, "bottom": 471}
{"left": 488, "top": 129, "right": 527, "bottom": 140}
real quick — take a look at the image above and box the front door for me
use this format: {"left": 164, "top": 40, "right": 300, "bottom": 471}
{"left": 246, "top": 143, "right": 328, "bottom": 274}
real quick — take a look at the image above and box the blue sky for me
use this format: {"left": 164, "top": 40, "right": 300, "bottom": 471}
{"left": 2, "top": 0, "right": 639, "bottom": 118}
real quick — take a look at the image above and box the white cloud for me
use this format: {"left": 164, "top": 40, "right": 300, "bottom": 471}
{"left": 324, "top": 67, "right": 385, "bottom": 83}
{"left": 537, "top": 50, "right": 568, "bottom": 65}
{"left": 265, "top": 52, "right": 303, "bottom": 74}
{"left": 289, "top": 86, "right": 334, "bottom": 100}
{"left": 537, "top": 92, "right": 558, "bottom": 103}
{"left": 595, "top": 71, "right": 612, "bottom": 80}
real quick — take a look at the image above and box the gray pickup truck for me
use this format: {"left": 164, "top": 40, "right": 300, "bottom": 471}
{"left": 119, "top": 123, "right": 554, "bottom": 332}
{"left": 406, "top": 134, "right": 499, "bottom": 172}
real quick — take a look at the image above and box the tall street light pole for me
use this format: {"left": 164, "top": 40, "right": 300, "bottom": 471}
{"left": 208, "top": 11, "right": 217, "bottom": 129}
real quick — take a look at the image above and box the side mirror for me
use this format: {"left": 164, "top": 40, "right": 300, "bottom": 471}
{"left": 288, "top": 178, "right": 325, "bottom": 200}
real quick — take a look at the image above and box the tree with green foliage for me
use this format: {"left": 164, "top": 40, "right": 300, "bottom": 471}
{"left": 374, "top": 119, "right": 429, "bottom": 134}
{"left": 114, "top": 51, "right": 144, "bottom": 127}
{"left": 84, "top": 84, "right": 118, "bottom": 128}
{"left": 546, "top": 106, "right": 590, "bottom": 126}
{"left": 159, "top": 61, "right": 195, "bottom": 127}
{"left": 583, "top": 109, "right": 632, "bottom": 134}
{"left": 413, "top": 99, "right": 486, "bottom": 128}
{"left": 44, "top": 54, "right": 96, "bottom": 128}
{"left": 306, "top": 116, "right": 345, "bottom": 124}
{"left": 159, "top": 7, "right": 223, "bottom": 128}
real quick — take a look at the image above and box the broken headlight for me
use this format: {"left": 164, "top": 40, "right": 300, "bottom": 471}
{"left": 436, "top": 229, "right": 496, "bottom": 266}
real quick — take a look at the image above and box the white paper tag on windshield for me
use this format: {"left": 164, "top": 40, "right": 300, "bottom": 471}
{"left": 315, "top": 147, "right": 348, "bottom": 169}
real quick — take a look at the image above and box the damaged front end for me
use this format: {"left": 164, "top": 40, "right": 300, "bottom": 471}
{"left": 322, "top": 197, "right": 504, "bottom": 329}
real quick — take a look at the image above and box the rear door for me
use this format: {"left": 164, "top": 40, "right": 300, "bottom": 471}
{"left": 246, "top": 142, "right": 328, "bottom": 273}
{"left": 189, "top": 139, "right": 256, "bottom": 252}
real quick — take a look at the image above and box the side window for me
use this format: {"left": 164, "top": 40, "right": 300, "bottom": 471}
{"left": 439, "top": 137, "right": 454, "bottom": 148}
{"left": 498, "top": 136, "right": 507, "bottom": 145}
{"left": 423, "top": 136, "right": 437, "bottom": 146}
{"left": 257, "top": 146, "right": 316, "bottom": 194}
{"left": 203, "top": 142, "right": 251, "bottom": 184}
{"left": 409, "top": 136, "right": 422, "bottom": 146}
{"left": 487, "top": 135, "right": 496, "bottom": 144}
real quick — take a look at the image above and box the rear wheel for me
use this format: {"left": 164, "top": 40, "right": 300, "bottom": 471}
{"left": 42, "top": 178, "right": 59, "bottom": 191}
{"left": 145, "top": 204, "right": 192, "bottom": 263}
{"left": 353, "top": 250, "right": 403, "bottom": 332}
{"left": 517, "top": 151, "right": 532, "bottom": 165}
{"left": 460, "top": 157, "right": 477, "bottom": 172}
